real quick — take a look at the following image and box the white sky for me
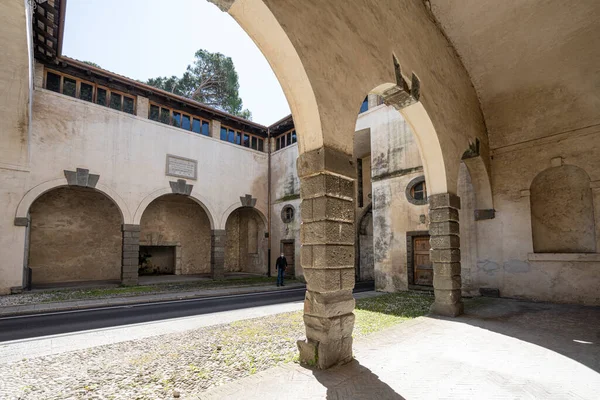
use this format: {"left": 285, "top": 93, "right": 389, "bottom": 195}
{"left": 61, "top": 0, "right": 290, "bottom": 125}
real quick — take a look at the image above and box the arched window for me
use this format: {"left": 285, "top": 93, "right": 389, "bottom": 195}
{"left": 281, "top": 205, "right": 295, "bottom": 223}
{"left": 530, "top": 165, "right": 596, "bottom": 253}
{"left": 406, "top": 176, "right": 428, "bottom": 205}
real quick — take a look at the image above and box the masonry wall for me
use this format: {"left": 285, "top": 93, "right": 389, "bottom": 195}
{"left": 270, "top": 143, "right": 302, "bottom": 278}
{"left": 28, "top": 187, "right": 122, "bottom": 284}
{"left": 0, "top": 82, "right": 268, "bottom": 293}
{"left": 140, "top": 195, "right": 212, "bottom": 275}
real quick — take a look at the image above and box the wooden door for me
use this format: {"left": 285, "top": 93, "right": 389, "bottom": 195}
{"left": 282, "top": 241, "right": 295, "bottom": 277}
{"left": 413, "top": 236, "right": 433, "bottom": 286}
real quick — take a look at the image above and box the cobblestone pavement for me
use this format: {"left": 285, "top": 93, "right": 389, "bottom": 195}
{"left": 201, "top": 298, "right": 600, "bottom": 400}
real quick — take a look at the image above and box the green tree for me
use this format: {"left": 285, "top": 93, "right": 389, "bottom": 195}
{"left": 82, "top": 61, "right": 101, "bottom": 68}
{"left": 146, "top": 49, "right": 252, "bottom": 120}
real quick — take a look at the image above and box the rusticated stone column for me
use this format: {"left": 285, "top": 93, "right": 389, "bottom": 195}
{"left": 429, "top": 193, "right": 464, "bottom": 316}
{"left": 211, "top": 229, "right": 226, "bottom": 280}
{"left": 121, "top": 224, "right": 140, "bottom": 286}
{"left": 296, "top": 146, "right": 356, "bottom": 369}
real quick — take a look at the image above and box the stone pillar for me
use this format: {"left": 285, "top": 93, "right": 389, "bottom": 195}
{"left": 121, "top": 224, "right": 140, "bottom": 286}
{"left": 136, "top": 96, "right": 149, "bottom": 118}
{"left": 429, "top": 193, "right": 463, "bottom": 316}
{"left": 296, "top": 146, "right": 356, "bottom": 369}
{"left": 211, "top": 229, "right": 226, "bottom": 279}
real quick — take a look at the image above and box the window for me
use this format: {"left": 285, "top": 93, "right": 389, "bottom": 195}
{"left": 220, "top": 127, "right": 228, "bottom": 141}
{"left": 45, "top": 70, "right": 135, "bottom": 114}
{"left": 63, "top": 77, "right": 76, "bottom": 97}
{"left": 276, "top": 137, "right": 281, "bottom": 151}
{"left": 228, "top": 129, "right": 235, "bottom": 143}
{"left": 275, "top": 128, "right": 298, "bottom": 151}
{"left": 406, "top": 176, "right": 428, "bottom": 205}
{"left": 172, "top": 111, "right": 181, "bottom": 128}
{"left": 201, "top": 121, "right": 210, "bottom": 136}
{"left": 258, "top": 138, "right": 264, "bottom": 152}
{"left": 243, "top": 134, "right": 250, "bottom": 147}
{"left": 192, "top": 118, "right": 201, "bottom": 133}
{"left": 291, "top": 130, "right": 297, "bottom": 144}
{"left": 251, "top": 136, "right": 258, "bottom": 150}
{"left": 46, "top": 72, "right": 61, "bottom": 93}
{"left": 281, "top": 205, "right": 295, "bottom": 223}
{"left": 359, "top": 96, "right": 369, "bottom": 113}
{"left": 96, "top": 88, "right": 107, "bottom": 106}
{"left": 181, "top": 114, "right": 191, "bottom": 130}
{"left": 160, "top": 108, "right": 171, "bottom": 124}
{"left": 123, "top": 97, "right": 135, "bottom": 114}
{"left": 80, "top": 82, "right": 93, "bottom": 102}
{"left": 150, "top": 105, "right": 160, "bottom": 121}
{"left": 235, "top": 131, "right": 242, "bottom": 145}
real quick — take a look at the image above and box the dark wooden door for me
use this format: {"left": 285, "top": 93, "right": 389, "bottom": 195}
{"left": 413, "top": 236, "right": 433, "bottom": 286}
{"left": 282, "top": 241, "right": 295, "bottom": 277}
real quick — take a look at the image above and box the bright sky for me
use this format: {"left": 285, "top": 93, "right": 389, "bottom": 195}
{"left": 62, "top": 0, "right": 290, "bottom": 125}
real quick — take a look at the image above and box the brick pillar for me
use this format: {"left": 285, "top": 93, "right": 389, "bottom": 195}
{"left": 121, "top": 224, "right": 140, "bottom": 286}
{"left": 211, "top": 229, "right": 226, "bottom": 280}
{"left": 296, "top": 146, "right": 356, "bottom": 369}
{"left": 429, "top": 193, "right": 464, "bottom": 316}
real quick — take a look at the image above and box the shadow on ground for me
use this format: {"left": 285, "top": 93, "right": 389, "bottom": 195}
{"left": 432, "top": 296, "right": 600, "bottom": 373}
{"left": 307, "top": 360, "right": 405, "bottom": 400}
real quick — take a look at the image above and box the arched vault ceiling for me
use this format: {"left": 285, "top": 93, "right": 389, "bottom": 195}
{"left": 429, "top": 0, "right": 600, "bottom": 149}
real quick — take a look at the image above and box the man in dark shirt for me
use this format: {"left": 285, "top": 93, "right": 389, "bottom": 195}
{"left": 276, "top": 253, "right": 287, "bottom": 287}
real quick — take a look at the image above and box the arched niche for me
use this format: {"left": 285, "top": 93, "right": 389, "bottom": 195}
{"left": 224, "top": 207, "right": 267, "bottom": 274}
{"left": 530, "top": 165, "right": 596, "bottom": 253}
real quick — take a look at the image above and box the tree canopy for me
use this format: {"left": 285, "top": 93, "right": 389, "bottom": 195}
{"left": 146, "top": 49, "right": 252, "bottom": 120}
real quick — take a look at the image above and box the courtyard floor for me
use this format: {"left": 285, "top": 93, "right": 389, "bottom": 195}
{"left": 203, "top": 297, "right": 600, "bottom": 400}
{"left": 1, "top": 294, "right": 598, "bottom": 399}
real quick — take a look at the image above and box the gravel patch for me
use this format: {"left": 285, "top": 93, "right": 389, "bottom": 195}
{"left": 0, "top": 292, "right": 433, "bottom": 400}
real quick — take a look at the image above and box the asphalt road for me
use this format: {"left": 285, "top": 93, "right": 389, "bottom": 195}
{"left": 0, "top": 281, "right": 374, "bottom": 342}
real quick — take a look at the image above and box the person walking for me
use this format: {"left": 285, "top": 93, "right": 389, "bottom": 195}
{"left": 276, "top": 253, "right": 287, "bottom": 287}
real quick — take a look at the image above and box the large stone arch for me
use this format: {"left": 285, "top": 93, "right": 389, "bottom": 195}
{"left": 209, "top": 0, "right": 488, "bottom": 369}
{"left": 134, "top": 188, "right": 216, "bottom": 229}
{"left": 26, "top": 185, "right": 124, "bottom": 285}
{"left": 16, "top": 178, "right": 130, "bottom": 224}
{"left": 220, "top": 201, "right": 268, "bottom": 230}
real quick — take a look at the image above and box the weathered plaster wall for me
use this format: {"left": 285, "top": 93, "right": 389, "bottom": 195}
{"left": 0, "top": 88, "right": 268, "bottom": 293}
{"left": 29, "top": 187, "right": 122, "bottom": 284}
{"left": 477, "top": 129, "right": 600, "bottom": 305}
{"left": 270, "top": 144, "right": 302, "bottom": 278}
{"left": 225, "top": 208, "right": 267, "bottom": 274}
{"left": 140, "top": 195, "right": 212, "bottom": 275}
{"left": 358, "top": 209, "right": 374, "bottom": 281}
{"left": 0, "top": 1, "right": 32, "bottom": 293}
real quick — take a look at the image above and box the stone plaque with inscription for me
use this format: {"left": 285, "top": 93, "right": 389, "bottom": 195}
{"left": 166, "top": 155, "right": 197, "bottom": 180}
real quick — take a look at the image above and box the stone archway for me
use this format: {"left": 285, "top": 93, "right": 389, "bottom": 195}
{"left": 28, "top": 186, "right": 123, "bottom": 285}
{"left": 224, "top": 207, "right": 267, "bottom": 275}
{"left": 208, "top": 0, "right": 489, "bottom": 368}
{"left": 139, "top": 194, "right": 213, "bottom": 276}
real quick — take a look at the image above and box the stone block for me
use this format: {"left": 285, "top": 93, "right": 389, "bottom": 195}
{"left": 301, "top": 199, "right": 313, "bottom": 221}
{"left": 301, "top": 220, "right": 354, "bottom": 245}
{"left": 131, "top": 232, "right": 141, "bottom": 238}
{"left": 297, "top": 146, "right": 356, "bottom": 179}
{"left": 309, "top": 245, "right": 354, "bottom": 269}
{"left": 297, "top": 339, "right": 318, "bottom": 366}
{"left": 301, "top": 246, "right": 313, "bottom": 269}
{"left": 123, "top": 237, "right": 139, "bottom": 245}
{"left": 433, "top": 263, "right": 461, "bottom": 277}
{"left": 300, "top": 174, "right": 355, "bottom": 200}
{"left": 303, "top": 269, "right": 341, "bottom": 292}
{"left": 340, "top": 268, "right": 356, "bottom": 290}
{"left": 304, "top": 290, "right": 355, "bottom": 318}
{"left": 122, "top": 224, "right": 141, "bottom": 232}
{"left": 311, "top": 196, "right": 353, "bottom": 222}
{"left": 317, "top": 337, "right": 353, "bottom": 369}
{"left": 429, "top": 193, "right": 461, "bottom": 210}
{"left": 123, "top": 251, "right": 138, "bottom": 259}
{"left": 14, "top": 217, "right": 29, "bottom": 227}
{"left": 434, "top": 288, "right": 462, "bottom": 304}
{"left": 430, "top": 248, "right": 461, "bottom": 263}
{"left": 123, "top": 244, "right": 139, "bottom": 252}
{"left": 429, "top": 208, "right": 459, "bottom": 223}
{"left": 122, "top": 258, "right": 138, "bottom": 266}
{"left": 433, "top": 274, "right": 462, "bottom": 290}
{"left": 429, "top": 221, "right": 460, "bottom": 236}
{"left": 429, "top": 235, "right": 460, "bottom": 249}
{"left": 430, "top": 301, "right": 464, "bottom": 317}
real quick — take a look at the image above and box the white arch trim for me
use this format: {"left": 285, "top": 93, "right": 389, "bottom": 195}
{"left": 16, "top": 178, "right": 132, "bottom": 224}
{"left": 219, "top": 201, "right": 268, "bottom": 231}
{"left": 229, "top": 0, "right": 323, "bottom": 154}
{"left": 133, "top": 188, "right": 216, "bottom": 229}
